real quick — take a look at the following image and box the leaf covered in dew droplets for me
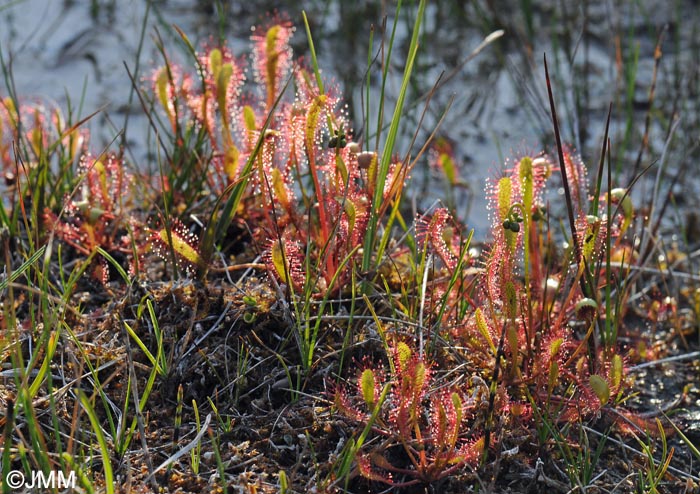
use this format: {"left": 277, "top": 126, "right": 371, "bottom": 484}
{"left": 216, "top": 63, "right": 233, "bottom": 123}
{"left": 415, "top": 208, "right": 459, "bottom": 270}
{"left": 611, "top": 354, "right": 623, "bottom": 390}
{"left": 475, "top": 308, "right": 496, "bottom": 354}
{"left": 451, "top": 392, "right": 463, "bottom": 439}
{"left": 271, "top": 168, "right": 291, "bottom": 212}
{"left": 209, "top": 48, "right": 222, "bottom": 79}
{"left": 265, "top": 238, "right": 305, "bottom": 290}
{"left": 395, "top": 341, "right": 412, "bottom": 370}
{"left": 589, "top": 374, "right": 610, "bottom": 406}
{"left": 549, "top": 337, "right": 564, "bottom": 358}
{"left": 305, "top": 95, "right": 327, "bottom": 155}
{"left": 149, "top": 218, "right": 202, "bottom": 276}
{"left": 360, "top": 368, "right": 376, "bottom": 410}
{"left": 243, "top": 105, "right": 257, "bottom": 132}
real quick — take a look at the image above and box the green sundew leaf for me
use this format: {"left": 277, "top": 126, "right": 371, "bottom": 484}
{"left": 209, "top": 48, "right": 222, "bottom": 81}
{"left": 216, "top": 63, "right": 233, "bottom": 126}
{"left": 93, "top": 158, "right": 109, "bottom": 205}
{"left": 589, "top": 375, "right": 610, "bottom": 406}
{"left": 155, "top": 227, "right": 202, "bottom": 269}
{"left": 366, "top": 152, "right": 378, "bottom": 196}
{"left": 451, "top": 392, "right": 462, "bottom": 423}
{"left": 155, "top": 68, "right": 171, "bottom": 117}
{"left": 396, "top": 341, "right": 411, "bottom": 370}
{"left": 440, "top": 153, "right": 456, "bottom": 185}
{"left": 271, "top": 168, "right": 291, "bottom": 212}
{"left": 549, "top": 337, "right": 564, "bottom": 358}
{"left": 499, "top": 178, "right": 518, "bottom": 252}
{"left": 270, "top": 241, "right": 290, "bottom": 286}
{"left": 451, "top": 392, "right": 463, "bottom": 445}
{"left": 343, "top": 197, "right": 356, "bottom": 236}
{"left": 78, "top": 391, "right": 114, "bottom": 494}
{"left": 265, "top": 25, "right": 281, "bottom": 107}
{"left": 305, "top": 95, "right": 326, "bottom": 155}
{"left": 611, "top": 354, "right": 623, "bottom": 389}
{"left": 360, "top": 369, "right": 376, "bottom": 410}
{"left": 243, "top": 105, "right": 257, "bottom": 131}
{"left": 519, "top": 156, "right": 533, "bottom": 183}
{"left": 497, "top": 177, "right": 512, "bottom": 221}
{"left": 414, "top": 362, "right": 427, "bottom": 392}
{"left": 335, "top": 154, "right": 348, "bottom": 186}
{"left": 583, "top": 215, "right": 601, "bottom": 261}
{"left": 223, "top": 143, "right": 240, "bottom": 182}
{"left": 475, "top": 308, "right": 496, "bottom": 355}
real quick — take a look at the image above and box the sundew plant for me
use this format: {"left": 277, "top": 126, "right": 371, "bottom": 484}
{"left": 0, "top": 2, "right": 698, "bottom": 493}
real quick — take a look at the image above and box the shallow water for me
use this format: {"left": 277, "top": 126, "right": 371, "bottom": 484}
{"left": 2, "top": 0, "right": 698, "bottom": 237}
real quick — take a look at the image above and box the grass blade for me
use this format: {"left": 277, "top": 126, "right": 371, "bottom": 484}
{"left": 78, "top": 391, "right": 114, "bottom": 494}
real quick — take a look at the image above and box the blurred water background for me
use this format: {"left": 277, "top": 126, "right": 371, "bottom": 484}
{"left": 1, "top": 0, "right": 698, "bottom": 237}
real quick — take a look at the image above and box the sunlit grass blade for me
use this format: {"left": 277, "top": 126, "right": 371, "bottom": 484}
{"left": 78, "top": 391, "right": 114, "bottom": 494}
{"left": 0, "top": 245, "right": 46, "bottom": 292}
{"left": 362, "top": 0, "right": 426, "bottom": 273}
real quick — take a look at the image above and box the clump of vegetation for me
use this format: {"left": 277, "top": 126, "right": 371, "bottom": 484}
{"left": 0, "top": 2, "right": 698, "bottom": 493}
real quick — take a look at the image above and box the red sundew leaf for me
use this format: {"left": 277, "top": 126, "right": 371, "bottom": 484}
{"left": 332, "top": 386, "right": 364, "bottom": 422}
{"left": 357, "top": 454, "right": 393, "bottom": 484}
{"left": 430, "top": 392, "right": 452, "bottom": 447}
{"left": 92, "top": 256, "right": 109, "bottom": 285}
{"left": 250, "top": 21, "right": 295, "bottom": 111}
{"left": 264, "top": 238, "right": 305, "bottom": 291}
{"left": 415, "top": 208, "right": 458, "bottom": 270}
{"left": 304, "top": 94, "right": 327, "bottom": 161}
{"left": 561, "top": 147, "right": 589, "bottom": 214}
{"left": 455, "top": 436, "right": 485, "bottom": 466}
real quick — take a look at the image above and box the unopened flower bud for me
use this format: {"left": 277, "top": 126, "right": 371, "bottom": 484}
{"left": 357, "top": 151, "right": 377, "bottom": 170}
